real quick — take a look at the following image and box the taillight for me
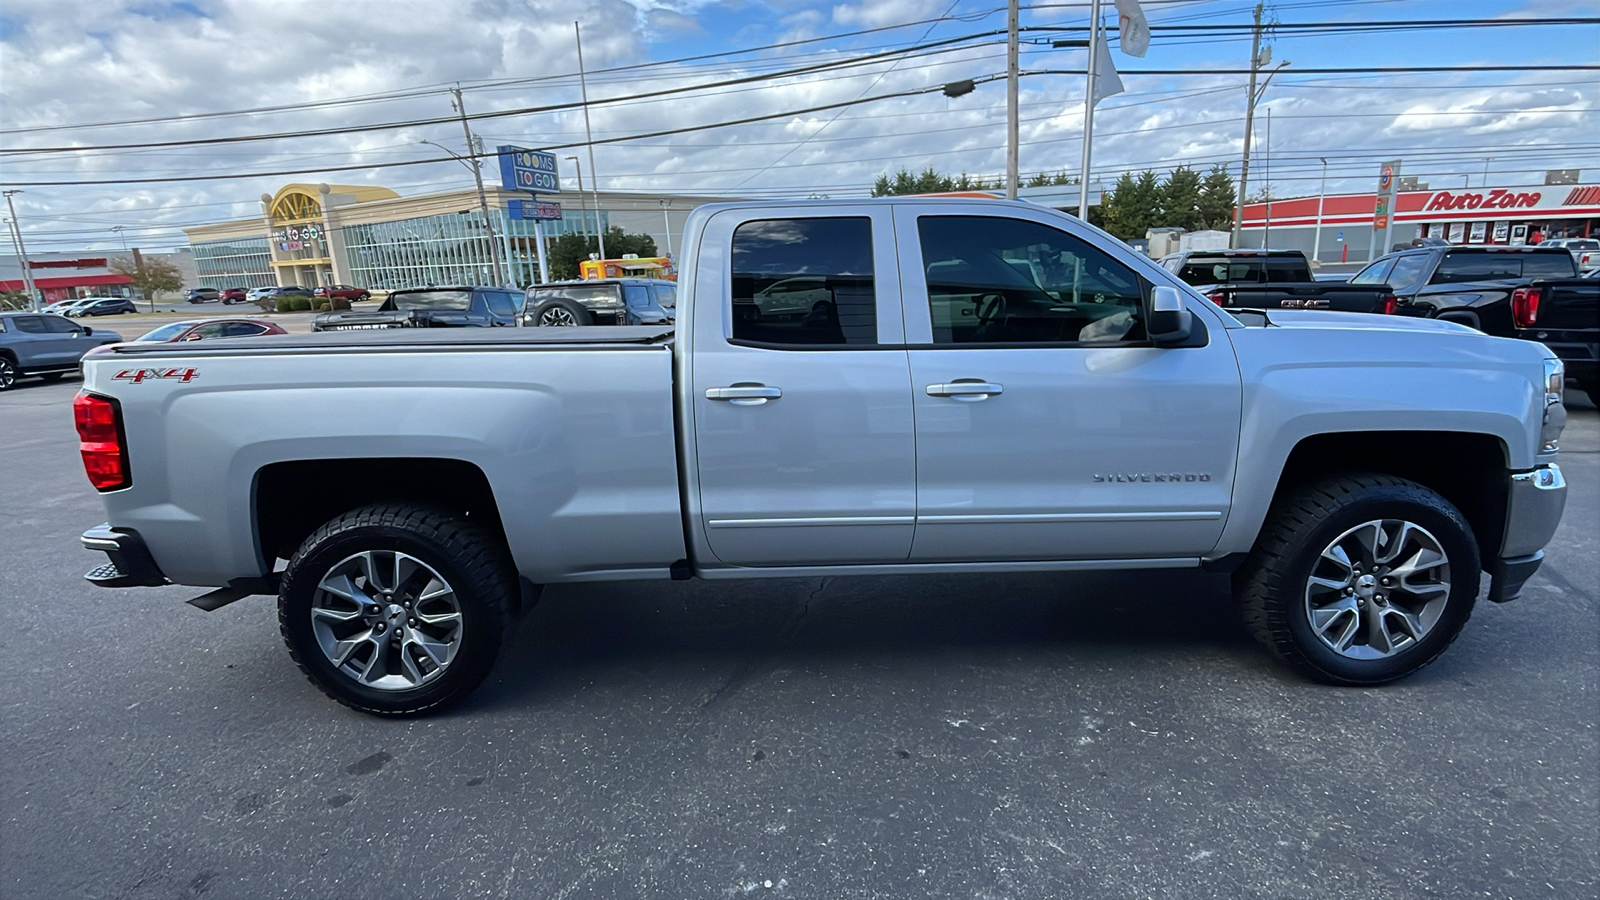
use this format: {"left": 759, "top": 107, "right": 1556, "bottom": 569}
{"left": 73, "top": 392, "right": 130, "bottom": 491}
{"left": 1379, "top": 294, "right": 1398, "bottom": 316}
{"left": 1207, "top": 291, "right": 1226, "bottom": 304}
{"left": 1511, "top": 287, "right": 1542, "bottom": 328}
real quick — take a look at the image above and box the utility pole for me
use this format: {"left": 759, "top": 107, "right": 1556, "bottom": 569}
{"left": 567, "top": 155, "right": 589, "bottom": 249}
{"left": 659, "top": 199, "right": 674, "bottom": 260}
{"left": 1231, "top": 2, "right": 1265, "bottom": 247}
{"left": 1006, "top": 0, "right": 1020, "bottom": 200}
{"left": 4, "top": 190, "right": 40, "bottom": 310}
{"left": 575, "top": 22, "right": 607, "bottom": 263}
{"left": 450, "top": 86, "right": 506, "bottom": 287}
{"left": 1263, "top": 108, "right": 1272, "bottom": 248}
{"left": 1312, "top": 157, "right": 1328, "bottom": 262}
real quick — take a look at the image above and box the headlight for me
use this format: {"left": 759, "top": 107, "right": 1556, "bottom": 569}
{"left": 1541, "top": 358, "right": 1566, "bottom": 453}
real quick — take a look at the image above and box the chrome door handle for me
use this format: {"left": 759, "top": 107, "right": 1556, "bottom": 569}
{"left": 706, "top": 384, "right": 783, "bottom": 406}
{"left": 926, "top": 381, "right": 1003, "bottom": 401}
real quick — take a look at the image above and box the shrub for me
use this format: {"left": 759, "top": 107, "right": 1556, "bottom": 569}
{"left": 317, "top": 301, "right": 330, "bottom": 311}
{"left": 290, "top": 296, "right": 312, "bottom": 311}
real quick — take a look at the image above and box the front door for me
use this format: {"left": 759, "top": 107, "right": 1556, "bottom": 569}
{"left": 894, "top": 205, "right": 1243, "bottom": 562}
{"left": 690, "top": 208, "right": 916, "bottom": 566}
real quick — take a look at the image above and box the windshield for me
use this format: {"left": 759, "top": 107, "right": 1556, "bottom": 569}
{"left": 136, "top": 322, "right": 194, "bottom": 342}
{"left": 529, "top": 284, "right": 622, "bottom": 305}
{"left": 385, "top": 290, "right": 472, "bottom": 311}
{"left": 1175, "top": 256, "right": 1309, "bottom": 285}
{"left": 1434, "top": 251, "right": 1577, "bottom": 283}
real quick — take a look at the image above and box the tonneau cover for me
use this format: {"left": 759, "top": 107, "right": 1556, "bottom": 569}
{"left": 104, "top": 325, "right": 675, "bottom": 356}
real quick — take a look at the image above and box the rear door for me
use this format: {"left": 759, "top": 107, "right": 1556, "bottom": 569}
{"left": 689, "top": 206, "right": 915, "bottom": 565}
{"left": 895, "top": 203, "right": 1243, "bottom": 562}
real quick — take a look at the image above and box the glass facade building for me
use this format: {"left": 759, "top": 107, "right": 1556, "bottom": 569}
{"left": 192, "top": 236, "right": 274, "bottom": 289}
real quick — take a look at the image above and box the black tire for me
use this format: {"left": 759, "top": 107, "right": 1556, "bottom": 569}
{"left": 278, "top": 504, "right": 515, "bottom": 716}
{"left": 532, "top": 299, "right": 592, "bottom": 327}
{"left": 0, "top": 356, "right": 15, "bottom": 391}
{"left": 1234, "top": 473, "right": 1480, "bottom": 686}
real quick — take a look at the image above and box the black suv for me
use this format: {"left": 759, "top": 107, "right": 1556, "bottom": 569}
{"left": 525, "top": 278, "right": 676, "bottom": 327}
{"left": 312, "top": 286, "right": 524, "bottom": 331}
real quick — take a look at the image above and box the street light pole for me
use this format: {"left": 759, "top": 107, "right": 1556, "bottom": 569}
{"left": 4, "top": 190, "right": 41, "bottom": 310}
{"left": 1312, "top": 157, "right": 1328, "bottom": 263}
{"left": 445, "top": 87, "right": 506, "bottom": 287}
{"left": 659, "top": 199, "right": 673, "bottom": 260}
{"left": 574, "top": 22, "right": 607, "bottom": 263}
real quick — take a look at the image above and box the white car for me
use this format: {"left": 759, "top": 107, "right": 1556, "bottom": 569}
{"left": 1538, "top": 238, "right": 1600, "bottom": 271}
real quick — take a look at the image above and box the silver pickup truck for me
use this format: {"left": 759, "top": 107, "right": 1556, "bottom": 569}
{"left": 75, "top": 199, "right": 1569, "bottom": 715}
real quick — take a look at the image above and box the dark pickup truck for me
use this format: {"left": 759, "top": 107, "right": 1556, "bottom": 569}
{"left": 1158, "top": 249, "right": 1395, "bottom": 314}
{"left": 312, "top": 286, "right": 523, "bottom": 332}
{"left": 1349, "top": 245, "right": 1580, "bottom": 336}
{"left": 1513, "top": 276, "right": 1600, "bottom": 405}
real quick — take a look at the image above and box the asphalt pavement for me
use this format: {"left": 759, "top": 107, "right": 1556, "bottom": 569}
{"left": 1, "top": 380, "right": 1595, "bottom": 899}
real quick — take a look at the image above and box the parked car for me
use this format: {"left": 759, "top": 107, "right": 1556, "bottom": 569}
{"left": 0, "top": 312, "right": 122, "bottom": 390}
{"left": 43, "top": 299, "right": 92, "bottom": 315}
{"left": 1509, "top": 277, "right": 1600, "bottom": 406}
{"left": 246, "top": 286, "right": 278, "bottom": 304}
{"left": 246, "top": 285, "right": 312, "bottom": 304}
{"left": 220, "top": 287, "right": 249, "bottom": 304}
{"left": 133, "top": 318, "right": 288, "bottom": 343}
{"left": 312, "top": 286, "right": 522, "bottom": 331}
{"left": 185, "top": 288, "right": 221, "bottom": 304}
{"left": 313, "top": 284, "right": 372, "bottom": 302}
{"left": 524, "top": 278, "right": 675, "bottom": 326}
{"left": 68, "top": 297, "right": 139, "bottom": 317}
{"left": 1159, "top": 249, "right": 1395, "bottom": 314}
{"left": 1349, "top": 245, "right": 1579, "bottom": 335}
{"left": 75, "top": 198, "right": 1568, "bottom": 716}
{"left": 1537, "top": 237, "right": 1600, "bottom": 272}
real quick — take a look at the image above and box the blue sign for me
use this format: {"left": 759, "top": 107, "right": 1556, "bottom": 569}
{"left": 508, "top": 199, "right": 563, "bottom": 221}
{"left": 1336, "top": 231, "right": 1344, "bottom": 241}
{"left": 498, "top": 146, "right": 559, "bottom": 192}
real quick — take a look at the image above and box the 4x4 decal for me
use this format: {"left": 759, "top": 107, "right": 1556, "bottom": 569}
{"left": 113, "top": 367, "right": 199, "bottom": 384}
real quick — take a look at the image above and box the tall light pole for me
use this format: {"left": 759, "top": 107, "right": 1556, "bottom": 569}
{"left": 111, "top": 225, "right": 128, "bottom": 251}
{"left": 443, "top": 87, "right": 506, "bottom": 287}
{"left": 1312, "top": 157, "right": 1329, "bottom": 263}
{"left": 574, "top": 22, "right": 607, "bottom": 262}
{"left": 1482, "top": 156, "right": 1494, "bottom": 188}
{"left": 566, "top": 155, "right": 589, "bottom": 250}
{"left": 4, "top": 190, "right": 40, "bottom": 310}
{"left": 658, "top": 198, "right": 673, "bottom": 260}
{"left": 1005, "top": 0, "right": 1020, "bottom": 200}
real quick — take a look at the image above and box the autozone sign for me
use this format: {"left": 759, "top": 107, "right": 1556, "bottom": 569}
{"left": 1425, "top": 189, "right": 1542, "bottom": 212}
{"left": 1564, "top": 186, "right": 1600, "bottom": 206}
{"left": 113, "top": 367, "right": 199, "bottom": 384}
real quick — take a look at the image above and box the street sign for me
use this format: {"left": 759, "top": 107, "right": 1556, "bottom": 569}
{"left": 508, "top": 199, "right": 563, "bottom": 221}
{"left": 497, "top": 146, "right": 559, "bottom": 192}
{"left": 1336, "top": 231, "right": 1344, "bottom": 241}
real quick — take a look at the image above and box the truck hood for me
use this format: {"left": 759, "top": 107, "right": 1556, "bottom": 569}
{"left": 1232, "top": 308, "right": 1478, "bottom": 336}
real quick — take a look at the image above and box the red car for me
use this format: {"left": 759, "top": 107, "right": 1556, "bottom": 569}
{"left": 220, "top": 287, "right": 248, "bottom": 304}
{"left": 132, "top": 319, "right": 287, "bottom": 343}
{"left": 313, "top": 284, "right": 371, "bottom": 301}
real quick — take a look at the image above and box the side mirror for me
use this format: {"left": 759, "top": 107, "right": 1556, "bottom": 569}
{"left": 1148, "top": 286, "right": 1193, "bottom": 345}
{"left": 81, "top": 326, "right": 94, "bottom": 336}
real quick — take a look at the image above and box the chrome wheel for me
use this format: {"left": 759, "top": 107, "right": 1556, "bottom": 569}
{"left": 538, "top": 306, "right": 578, "bottom": 326}
{"left": 1304, "top": 519, "right": 1451, "bottom": 660}
{"left": 0, "top": 358, "right": 14, "bottom": 390}
{"left": 310, "top": 551, "right": 463, "bottom": 691}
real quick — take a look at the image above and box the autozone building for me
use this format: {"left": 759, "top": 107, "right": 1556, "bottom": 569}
{"left": 1237, "top": 182, "right": 1600, "bottom": 262}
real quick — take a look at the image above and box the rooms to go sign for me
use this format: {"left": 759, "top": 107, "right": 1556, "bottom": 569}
{"left": 498, "top": 146, "right": 559, "bottom": 193}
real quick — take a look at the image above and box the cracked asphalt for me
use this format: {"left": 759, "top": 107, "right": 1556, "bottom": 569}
{"left": 2, "top": 378, "right": 1595, "bottom": 899}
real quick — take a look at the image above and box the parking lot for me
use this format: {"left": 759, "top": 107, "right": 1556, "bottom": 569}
{"left": 1, "top": 378, "right": 1594, "bottom": 899}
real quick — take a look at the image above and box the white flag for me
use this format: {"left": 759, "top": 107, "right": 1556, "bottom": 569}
{"left": 1091, "top": 32, "right": 1125, "bottom": 107}
{"left": 1115, "top": 0, "right": 1150, "bottom": 57}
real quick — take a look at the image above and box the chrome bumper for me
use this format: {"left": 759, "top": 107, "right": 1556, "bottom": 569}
{"left": 1488, "top": 464, "right": 1567, "bottom": 604}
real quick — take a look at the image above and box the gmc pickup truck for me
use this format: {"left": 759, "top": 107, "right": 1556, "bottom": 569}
{"left": 1158, "top": 249, "right": 1396, "bottom": 314}
{"left": 75, "top": 199, "right": 1570, "bottom": 716}
{"left": 1349, "top": 245, "right": 1579, "bottom": 334}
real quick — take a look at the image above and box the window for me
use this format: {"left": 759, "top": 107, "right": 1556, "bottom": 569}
{"left": 530, "top": 284, "right": 621, "bottom": 308}
{"left": 13, "top": 317, "right": 48, "bottom": 334}
{"left": 189, "top": 323, "right": 230, "bottom": 340}
{"left": 1435, "top": 251, "right": 1577, "bottom": 283}
{"left": 918, "top": 216, "right": 1146, "bottom": 345}
{"left": 42, "top": 316, "right": 82, "bottom": 334}
{"left": 221, "top": 322, "right": 267, "bottom": 337}
{"left": 1349, "top": 259, "right": 1396, "bottom": 286}
{"left": 1175, "top": 256, "right": 1306, "bottom": 286}
{"left": 623, "top": 283, "right": 652, "bottom": 309}
{"left": 652, "top": 284, "right": 677, "bottom": 309}
{"left": 1383, "top": 255, "right": 1431, "bottom": 292}
{"left": 484, "top": 291, "right": 518, "bottom": 318}
{"left": 730, "top": 217, "right": 876, "bottom": 346}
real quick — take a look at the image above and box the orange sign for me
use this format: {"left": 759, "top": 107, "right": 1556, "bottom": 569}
{"left": 1374, "top": 215, "right": 1389, "bottom": 229}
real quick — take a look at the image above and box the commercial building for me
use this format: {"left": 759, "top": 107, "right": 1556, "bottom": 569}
{"left": 0, "top": 251, "right": 135, "bottom": 303}
{"left": 1237, "top": 181, "right": 1600, "bottom": 263}
{"left": 183, "top": 183, "right": 733, "bottom": 291}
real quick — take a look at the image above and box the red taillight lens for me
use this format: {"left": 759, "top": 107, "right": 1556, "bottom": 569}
{"left": 73, "top": 392, "right": 130, "bottom": 491}
{"left": 1207, "top": 291, "right": 1226, "bottom": 304}
{"left": 1511, "top": 287, "right": 1541, "bottom": 328}
{"left": 1380, "top": 294, "right": 1398, "bottom": 316}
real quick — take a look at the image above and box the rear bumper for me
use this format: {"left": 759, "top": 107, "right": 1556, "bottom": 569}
{"left": 1488, "top": 464, "right": 1567, "bottom": 603}
{"left": 81, "top": 524, "right": 168, "bottom": 588}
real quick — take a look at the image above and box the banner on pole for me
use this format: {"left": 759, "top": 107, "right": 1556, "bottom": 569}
{"left": 1090, "top": 33, "right": 1125, "bottom": 106}
{"left": 1115, "top": 0, "right": 1150, "bottom": 57}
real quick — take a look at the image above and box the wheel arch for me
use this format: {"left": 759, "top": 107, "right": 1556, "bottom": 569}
{"left": 253, "top": 457, "right": 510, "bottom": 568}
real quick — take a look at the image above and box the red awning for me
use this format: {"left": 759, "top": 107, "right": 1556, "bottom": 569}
{"left": 0, "top": 273, "right": 133, "bottom": 292}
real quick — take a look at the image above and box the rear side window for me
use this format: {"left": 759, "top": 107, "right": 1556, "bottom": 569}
{"left": 1524, "top": 253, "right": 1579, "bottom": 278}
{"left": 484, "top": 291, "right": 517, "bottom": 317}
{"left": 623, "top": 284, "right": 652, "bottom": 308}
{"left": 730, "top": 217, "right": 876, "bottom": 346}
{"left": 43, "top": 316, "right": 81, "bottom": 333}
{"left": 1350, "top": 259, "right": 1396, "bottom": 285}
{"left": 652, "top": 284, "right": 676, "bottom": 309}
{"left": 13, "top": 316, "right": 47, "bottom": 334}
{"left": 1384, "top": 255, "right": 1430, "bottom": 291}
{"left": 1433, "top": 252, "right": 1574, "bottom": 282}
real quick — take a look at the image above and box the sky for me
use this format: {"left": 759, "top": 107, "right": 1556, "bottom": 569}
{"left": 0, "top": 0, "right": 1596, "bottom": 252}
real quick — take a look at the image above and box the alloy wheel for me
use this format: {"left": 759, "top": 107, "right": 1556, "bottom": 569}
{"left": 1304, "top": 519, "right": 1451, "bottom": 660}
{"left": 310, "top": 550, "right": 463, "bottom": 691}
{"left": 539, "top": 307, "right": 578, "bottom": 326}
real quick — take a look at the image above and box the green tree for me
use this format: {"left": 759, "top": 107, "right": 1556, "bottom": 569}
{"left": 1197, "top": 164, "right": 1238, "bottom": 230}
{"left": 1100, "top": 169, "right": 1162, "bottom": 240}
{"left": 110, "top": 254, "right": 183, "bottom": 312}
{"left": 546, "top": 227, "right": 659, "bottom": 281}
{"left": 0, "top": 289, "right": 30, "bottom": 311}
{"left": 1159, "top": 165, "right": 1204, "bottom": 231}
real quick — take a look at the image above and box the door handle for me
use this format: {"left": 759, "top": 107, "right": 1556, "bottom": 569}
{"left": 706, "top": 384, "right": 783, "bottom": 406}
{"left": 926, "top": 381, "right": 1003, "bottom": 401}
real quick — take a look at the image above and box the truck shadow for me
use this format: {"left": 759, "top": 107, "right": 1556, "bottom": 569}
{"left": 472, "top": 568, "right": 1259, "bottom": 711}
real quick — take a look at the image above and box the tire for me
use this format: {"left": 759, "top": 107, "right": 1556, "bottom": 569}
{"left": 533, "top": 299, "right": 592, "bottom": 327}
{"left": 1234, "top": 473, "right": 1480, "bottom": 686}
{"left": 278, "top": 504, "right": 516, "bottom": 716}
{"left": 0, "top": 356, "right": 15, "bottom": 391}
